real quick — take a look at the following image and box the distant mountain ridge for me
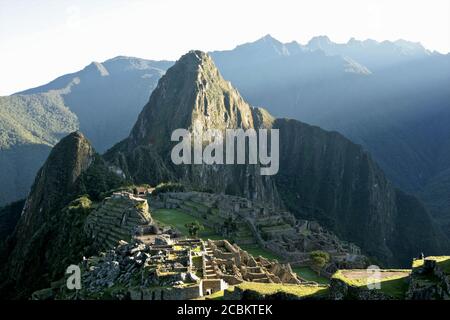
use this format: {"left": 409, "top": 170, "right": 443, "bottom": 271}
{"left": 0, "top": 56, "right": 173, "bottom": 206}
{"left": 1, "top": 49, "right": 448, "bottom": 299}
{"left": 106, "top": 51, "right": 448, "bottom": 266}
{"left": 18, "top": 56, "right": 173, "bottom": 152}
{"left": 210, "top": 35, "right": 450, "bottom": 231}
{"left": 1, "top": 35, "right": 449, "bottom": 234}
{"left": 305, "top": 35, "right": 432, "bottom": 69}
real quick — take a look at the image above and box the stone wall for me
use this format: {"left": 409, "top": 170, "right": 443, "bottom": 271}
{"left": 406, "top": 258, "right": 450, "bottom": 300}
{"left": 132, "top": 284, "right": 203, "bottom": 300}
{"left": 202, "top": 279, "right": 228, "bottom": 295}
{"left": 152, "top": 191, "right": 366, "bottom": 269}
{"left": 329, "top": 278, "right": 393, "bottom": 300}
{"left": 84, "top": 192, "right": 152, "bottom": 251}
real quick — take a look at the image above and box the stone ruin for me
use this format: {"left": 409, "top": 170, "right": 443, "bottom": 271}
{"left": 152, "top": 191, "right": 367, "bottom": 270}
{"left": 32, "top": 190, "right": 366, "bottom": 300}
{"left": 406, "top": 257, "right": 450, "bottom": 300}
{"left": 84, "top": 192, "right": 153, "bottom": 251}
{"left": 203, "top": 239, "right": 303, "bottom": 286}
{"left": 52, "top": 235, "right": 309, "bottom": 300}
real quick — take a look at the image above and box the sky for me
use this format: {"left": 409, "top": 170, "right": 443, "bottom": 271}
{"left": 0, "top": 0, "right": 449, "bottom": 95}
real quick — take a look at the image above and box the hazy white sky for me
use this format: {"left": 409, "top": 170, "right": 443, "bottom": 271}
{"left": 1, "top": 0, "right": 449, "bottom": 95}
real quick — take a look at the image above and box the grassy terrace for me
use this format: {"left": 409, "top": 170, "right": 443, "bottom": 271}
{"left": 231, "top": 282, "right": 328, "bottom": 298}
{"left": 239, "top": 244, "right": 282, "bottom": 261}
{"left": 332, "top": 269, "right": 411, "bottom": 299}
{"left": 412, "top": 256, "right": 450, "bottom": 274}
{"left": 151, "top": 209, "right": 222, "bottom": 239}
{"left": 200, "top": 282, "right": 328, "bottom": 300}
{"left": 152, "top": 209, "right": 279, "bottom": 260}
{"left": 152, "top": 209, "right": 329, "bottom": 285}
{"left": 184, "top": 201, "right": 208, "bottom": 211}
{"left": 260, "top": 224, "right": 292, "bottom": 232}
{"left": 292, "top": 267, "right": 330, "bottom": 285}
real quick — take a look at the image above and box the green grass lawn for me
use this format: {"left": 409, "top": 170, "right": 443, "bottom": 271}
{"left": 436, "top": 258, "right": 450, "bottom": 274}
{"left": 292, "top": 267, "right": 330, "bottom": 285}
{"left": 412, "top": 256, "right": 450, "bottom": 274}
{"left": 200, "top": 282, "right": 329, "bottom": 300}
{"left": 233, "top": 282, "right": 328, "bottom": 298}
{"left": 260, "top": 224, "right": 293, "bottom": 232}
{"left": 184, "top": 201, "right": 208, "bottom": 211}
{"left": 152, "top": 208, "right": 219, "bottom": 239}
{"left": 152, "top": 209, "right": 284, "bottom": 261}
{"left": 332, "top": 269, "right": 411, "bottom": 299}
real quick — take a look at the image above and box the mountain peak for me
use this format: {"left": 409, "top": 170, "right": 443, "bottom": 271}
{"left": 67, "top": 130, "right": 86, "bottom": 140}
{"left": 40, "top": 130, "right": 94, "bottom": 184}
{"left": 308, "top": 35, "right": 332, "bottom": 47}
{"left": 13, "top": 129, "right": 94, "bottom": 253}
{"left": 254, "top": 34, "right": 289, "bottom": 55}
{"left": 259, "top": 34, "right": 277, "bottom": 42}
{"left": 175, "top": 50, "right": 213, "bottom": 71}
{"left": 128, "top": 50, "right": 256, "bottom": 148}
{"left": 178, "top": 50, "right": 209, "bottom": 63}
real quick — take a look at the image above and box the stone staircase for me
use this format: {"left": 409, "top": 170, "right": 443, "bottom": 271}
{"left": 204, "top": 260, "right": 218, "bottom": 280}
{"left": 203, "top": 242, "right": 219, "bottom": 280}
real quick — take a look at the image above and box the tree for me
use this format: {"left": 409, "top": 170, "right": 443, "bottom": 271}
{"left": 185, "top": 221, "right": 204, "bottom": 238}
{"left": 309, "top": 250, "right": 330, "bottom": 276}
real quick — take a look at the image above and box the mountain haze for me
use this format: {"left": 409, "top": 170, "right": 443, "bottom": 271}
{"left": 0, "top": 57, "right": 173, "bottom": 206}
{"left": 106, "top": 51, "right": 448, "bottom": 265}
{"left": 1, "top": 49, "right": 448, "bottom": 300}
{"left": 3, "top": 35, "right": 448, "bottom": 220}
{"left": 1, "top": 36, "right": 449, "bottom": 264}
{"left": 105, "top": 51, "right": 281, "bottom": 206}
{"left": 210, "top": 35, "right": 450, "bottom": 231}
{"left": 19, "top": 57, "right": 173, "bottom": 152}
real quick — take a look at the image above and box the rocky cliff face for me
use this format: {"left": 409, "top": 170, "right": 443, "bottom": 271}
{"left": 13, "top": 131, "right": 94, "bottom": 240}
{"left": 2, "top": 49, "right": 446, "bottom": 299}
{"left": 0, "top": 131, "right": 123, "bottom": 299}
{"left": 273, "top": 119, "right": 446, "bottom": 264}
{"left": 106, "top": 51, "right": 447, "bottom": 266}
{"left": 273, "top": 118, "right": 396, "bottom": 261}
{"left": 105, "top": 51, "right": 281, "bottom": 207}
{"left": 211, "top": 36, "right": 450, "bottom": 241}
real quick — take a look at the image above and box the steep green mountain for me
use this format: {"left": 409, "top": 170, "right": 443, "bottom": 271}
{"left": 20, "top": 57, "right": 173, "bottom": 152}
{"left": 105, "top": 51, "right": 281, "bottom": 207}
{"left": 0, "top": 200, "right": 24, "bottom": 243}
{"left": 0, "top": 93, "right": 79, "bottom": 206}
{"left": 2, "top": 36, "right": 449, "bottom": 223}
{"left": 0, "top": 57, "right": 172, "bottom": 206}
{"left": 106, "top": 51, "right": 448, "bottom": 266}
{"left": 0, "top": 132, "right": 123, "bottom": 299}
{"left": 1, "top": 50, "right": 447, "bottom": 300}
{"left": 3, "top": 36, "right": 448, "bottom": 223}
{"left": 0, "top": 93, "right": 78, "bottom": 148}
{"left": 274, "top": 119, "right": 446, "bottom": 264}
